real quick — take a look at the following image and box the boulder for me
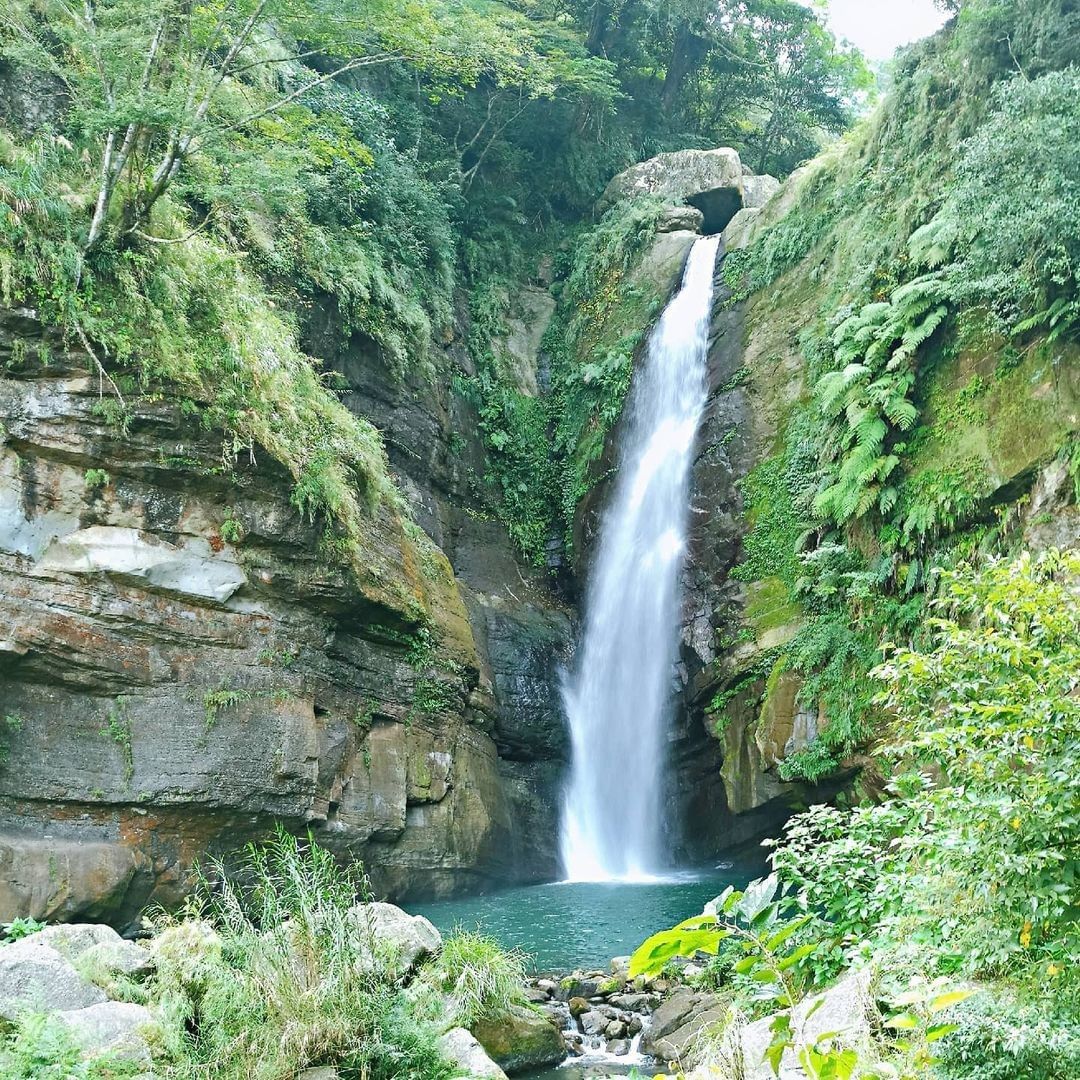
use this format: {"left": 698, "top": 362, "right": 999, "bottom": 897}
{"left": 350, "top": 902, "right": 442, "bottom": 971}
{"left": 741, "top": 174, "right": 780, "bottom": 209}
{"left": 472, "top": 1004, "right": 566, "bottom": 1075}
{"left": 439, "top": 1027, "right": 509, "bottom": 1080}
{"left": 657, "top": 205, "right": 705, "bottom": 234}
{"left": 55, "top": 1001, "right": 154, "bottom": 1067}
{"left": 298, "top": 1069, "right": 340, "bottom": 1080}
{"left": 32, "top": 923, "right": 126, "bottom": 959}
{"left": 78, "top": 939, "right": 154, "bottom": 978}
{"left": 740, "top": 969, "right": 872, "bottom": 1079}
{"left": 0, "top": 939, "right": 106, "bottom": 1020}
{"left": 0, "top": 833, "right": 150, "bottom": 925}
{"left": 579, "top": 1010, "right": 608, "bottom": 1036}
{"left": 642, "top": 989, "right": 731, "bottom": 1064}
{"left": 598, "top": 148, "right": 744, "bottom": 215}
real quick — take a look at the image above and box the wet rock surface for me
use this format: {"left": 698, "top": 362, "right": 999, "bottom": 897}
{"left": 0, "top": 303, "right": 572, "bottom": 925}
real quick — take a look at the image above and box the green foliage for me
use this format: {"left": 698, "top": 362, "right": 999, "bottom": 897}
{"left": 812, "top": 276, "right": 948, "bottom": 527}
{"left": 0, "top": 1014, "right": 140, "bottom": 1080}
{"left": 152, "top": 828, "right": 454, "bottom": 1080}
{"left": 83, "top": 468, "right": 110, "bottom": 490}
{"left": 419, "top": 930, "right": 528, "bottom": 1028}
{"left": 923, "top": 68, "right": 1080, "bottom": 341}
{"left": 773, "top": 552, "right": 1080, "bottom": 981}
{"left": 1, "top": 916, "right": 45, "bottom": 943}
{"left": 202, "top": 688, "right": 253, "bottom": 732}
{"left": 219, "top": 513, "right": 244, "bottom": 545}
{"left": 100, "top": 699, "right": 133, "bottom": 783}
{"left": 936, "top": 990, "right": 1080, "bottom": 1080}
{"left": 630, "top": 874, "right": 860, "bottom": 1080}
{"left": 547, "top": 197, "right": 672, "bottom": 551}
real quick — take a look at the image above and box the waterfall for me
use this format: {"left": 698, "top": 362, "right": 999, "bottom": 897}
{"left": 560, "top": 233, "right": 722, "bottom": 882}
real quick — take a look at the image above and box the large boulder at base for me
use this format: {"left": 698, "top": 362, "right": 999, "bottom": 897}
{"left": 0, "top": 938, "right": 107, "bottom": 1020}
{"left": 31, "top": 923, "right": 126, "bottom": 959}
{"left": 471, "top": 1004, "right": 566, "bottom": 1074}
{"left": 641, "top": 987, "right": 731, "bottom": 1064}
{"left": 740, "top": 969, "right": 873, "bottom": 1079}
{"left": 439, "top": 1027, "right": 510, "bottom": 1079}
{"left": 55, "top": 1001, "right": 154, "bottom": 1067}
{"left": 27, "top": 923, "right": 153, "bottom": 979}
{"left": 350, "top": 901, "right": 442, "bottom": 971}
{"left": 598, "top": 148, "right": 743, "bottom": 215}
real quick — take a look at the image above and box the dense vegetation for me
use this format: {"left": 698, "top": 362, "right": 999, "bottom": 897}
{"left": 719, "top": 0, "right": 1080, "bottom": 780}
{"left": 635, "top": 551, "right": 1080, "bottom": 1079}
{"left": 0, "top": 831, "right": 530, "bottom": 1080}
{"left": 0, "top": 0, "right": 868, "bottom": 570}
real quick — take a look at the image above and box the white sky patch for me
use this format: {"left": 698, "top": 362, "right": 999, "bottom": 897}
{"left": 823, "top": 0, "right": 951, "bottom": 60}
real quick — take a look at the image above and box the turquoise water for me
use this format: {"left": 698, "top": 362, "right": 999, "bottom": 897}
{"left": 414, "top": 852, "right": 764, "bottom": 975}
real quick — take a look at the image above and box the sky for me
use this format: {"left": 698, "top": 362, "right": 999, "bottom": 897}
{"left": 823, "top": 0, "right": 951, "bottom": 61}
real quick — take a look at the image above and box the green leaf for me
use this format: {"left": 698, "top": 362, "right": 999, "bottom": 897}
{"left": 929, "top": 990, "right": 977, "bottom": 1013}
{"left": 738, "top": 873, "right": 780, "bottom": 923}
{"left": 884, "top": 1013, "right": 919, "bottom": 1030}
{"left": 926, "top": 1023, "right": 959, "bottom": 1043}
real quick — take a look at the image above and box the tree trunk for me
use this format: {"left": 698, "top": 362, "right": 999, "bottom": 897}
{"left": 585, "top": 1, "right": 614, "bottom": 55}
{"left": 661, "top": 22, "right": 710, "bottom": 116}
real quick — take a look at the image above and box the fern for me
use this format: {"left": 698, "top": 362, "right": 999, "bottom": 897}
{"left": 811, "top": 275, "right": 951, "bottom": 528}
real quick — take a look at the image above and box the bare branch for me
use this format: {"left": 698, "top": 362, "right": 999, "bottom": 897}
{"left": 74, "top": 321, "right": 125, "bottom": 407}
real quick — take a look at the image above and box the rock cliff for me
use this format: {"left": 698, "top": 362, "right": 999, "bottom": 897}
{"left": 0, "top": 302, "right": 572, "bottom": 925}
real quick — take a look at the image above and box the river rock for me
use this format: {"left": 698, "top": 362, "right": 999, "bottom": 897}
{"left": 605, "top": 1019, "right": 627, "bottom": 1039}
{"left": 578, "top": 1010, "right": 607, "bottom": 1036}
{"left": 349, "top": 901, "right": 441, "bottom": 971}
{"left": 471, "top": 1005, "right": 566, "bottom": 1074}
{"left": 55, "top": 1001, "right": 154, "bottom": 1066}
{"left": 739, "top": 969, "right": 872, "bottom": 1079}
{"left": 642, "top": 989, "right": 732, "bottom": 1063}
{"left": 610, "top": 991, "right": 658, "bottom": 1014}
{"left": 568, "top": 996, "right": 590, "bottom": 1018}
{"left": 439, "top": 1027, "right": 509, "bottom": 1079}
{"left": 556, "top": 975, "right": 600, "bottom": 1001}
{"left": 609, "top": 1038, "right": 631, "bottom": 1056}
{"left": 0, "top": 938, "right": 107, "bottom": 1020}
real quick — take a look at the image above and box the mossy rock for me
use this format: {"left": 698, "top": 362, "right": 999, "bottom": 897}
{"left": 471, "top": 1005, "right": 566, "bottom": 1075}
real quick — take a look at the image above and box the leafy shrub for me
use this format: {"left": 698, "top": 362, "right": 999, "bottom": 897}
{"left": 0, "top": 1014, "right": 140, "bottom": 1080}
{"left": 150, "top": 828, "right": 453, "bottom": 1080}
{"left": 926, "top": 68, "right": 1080, "bottom": 340}
{"left": 772, "top": 551, "right": 1080, "bottom": 978}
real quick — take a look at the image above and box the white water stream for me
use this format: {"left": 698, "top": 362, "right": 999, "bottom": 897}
{"left": 560, "top": 234, "right": 722, "bottom": 882}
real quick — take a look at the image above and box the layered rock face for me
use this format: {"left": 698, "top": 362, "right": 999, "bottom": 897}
{"left": 0, "top": 304, "right": 571, "bottom": 926}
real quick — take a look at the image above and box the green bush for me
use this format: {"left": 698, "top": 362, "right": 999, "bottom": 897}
{"left": 0, "top": 1014, "right": 140, "bottom": 1080}
{"left": 149, "top": 828, "right": 453, "bottom": 1080}
{"left": 419, "top": 929, "right": 528, "bottom": 1028}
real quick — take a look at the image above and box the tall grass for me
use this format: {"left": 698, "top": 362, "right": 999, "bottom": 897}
{"left": 420, "top": 929, "right": 529, "bottom": 1028}
{"left": 150, "top": 828, "right": 453, "bottom": 1080}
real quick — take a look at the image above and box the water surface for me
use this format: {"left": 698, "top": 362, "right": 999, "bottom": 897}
{"left": 414, "top": 852, "right": 764, "bottom": 974}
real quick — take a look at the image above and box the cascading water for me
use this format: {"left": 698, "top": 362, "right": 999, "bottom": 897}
{"left": 561, "top": 233, "right": 723, "bottom": 882}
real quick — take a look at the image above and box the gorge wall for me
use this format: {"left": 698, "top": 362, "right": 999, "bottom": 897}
{"left": 3, "top": 0, "right": 1078, "bottom": 927}
{"left": 0, "top": 297, "right": 573, "bottom": 925}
